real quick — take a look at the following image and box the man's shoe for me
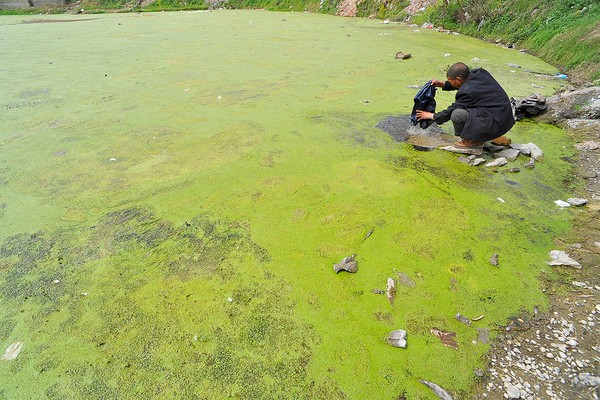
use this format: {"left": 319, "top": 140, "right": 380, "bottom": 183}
{"left": 491, "top": 136, "right": 511, "bottom": 146}
{"left": 455, "top": 139, "right": 485, "bottom": 148}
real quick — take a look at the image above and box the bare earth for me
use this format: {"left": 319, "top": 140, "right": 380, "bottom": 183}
{"left": 471, "top": 87, "right": 600, "bottom": 400}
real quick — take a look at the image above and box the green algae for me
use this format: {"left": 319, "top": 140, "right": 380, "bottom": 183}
{"left": 0, "top": 10, "right": 577, "bottom": 399}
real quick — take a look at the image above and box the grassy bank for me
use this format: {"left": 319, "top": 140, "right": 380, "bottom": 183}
{"left": 410, "top": 0, "right": 600, "bottom": 83}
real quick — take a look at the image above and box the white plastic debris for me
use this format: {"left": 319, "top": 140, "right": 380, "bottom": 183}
{"left": 2, "top": 342, "right": 23, "bottom": 361}
{"left": 497, "top": 198, "right": 505, "bottom": 203}
{"left": 554, "top": 200, "right": 570, "bottom": 207}
{"left": 547, "top": 250, "right": 581, "bottom": 268}
{"left": 386, "top": 329, "right": 407, "bottom": 348}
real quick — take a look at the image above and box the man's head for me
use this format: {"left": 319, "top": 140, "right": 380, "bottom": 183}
{"left": 446, "top": 62, "right": 470, "bottom": 88}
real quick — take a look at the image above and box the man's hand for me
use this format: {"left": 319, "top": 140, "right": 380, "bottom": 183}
{"left": 416, "top": 110, "right": 434, "bottom": 121}
{"left": 430, "top": 79, "right": 445, "bottom": 87}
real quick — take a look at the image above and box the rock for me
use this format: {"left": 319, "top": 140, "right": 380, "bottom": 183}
{"left": 455, "top": 313, "right": 472, "bottom": 325}
{"left": 2, "top": 342, "right": 23, "bottom": 361}
{"left": 490, "top": 253, "right": 499, "bottom": 267}
{"left": 578, "top": 373, "right": 600, "bottom": 387}
{"left": 507, "top": 63, "right": 521, "bottom": 69}
{"left": 395, "top": 52, "right": 411, "bottom": 59}
{"left": 485, "top": 157, "right": 507, "bottom": 167}
{"left": 575, "top": 141, "right": 600, "bottom": 151}
{"left": 507, "top": 167, "right": 520, "bottom": 173}
{"left": 496, "top": 149, "right": 520, "bottom": 161}
{"left": 484, "top": 143, "right": 506, "bottom": 152}
{"left": 506, "top": 384, "right": 521, "bottom": 399}
{"left": 387, "top": 329, "right": 407, "bottom": 348}
{"left": 546, "top": 250, "right": 581, "bottom": 268}
{"left": 567, "top": 198, "right": 588, "bottom": 206}
{"left": 420, "top": 379, "right": 454, "bottom": 400}
{"left": 334, "top": 255, "right": 358, "bottom": 273}
{"left": 458, "top": 156, "right": 472, "bottom": 164}
{"left": 440, "top": 145, "right": 483, "bottom": 155}
{"left": 540, "top": 86, "right": 600, "bottom": 122}
{"left": 527, "top": 143, "right": 543, "bottom": 160}
{"left": 523, "top": 158, "right": 535, "bottom": 169}
{"left": 472, "top": 157, "right": 486, "bottom": 166}
{"left": 510, "top": 143, "right": 532, "bottom": 156}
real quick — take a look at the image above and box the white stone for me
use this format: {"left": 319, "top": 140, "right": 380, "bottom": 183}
{"left": 506, "top": 384, "right": 521, "bottom": 399}
{"left": 554, "top": 200, "right": 571, "bottom": 207}
{"left": 547, "top": 250, "right": 581, "bottom": 268}
{"left": 485, "top": 157, "right": 508, "bottom": 167}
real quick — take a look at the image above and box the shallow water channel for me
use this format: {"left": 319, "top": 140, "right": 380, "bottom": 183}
{"left": 0, "top": 10, "right": 577, "bottom": 399}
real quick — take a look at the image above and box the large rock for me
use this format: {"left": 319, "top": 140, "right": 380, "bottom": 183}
{"left": 539, "top": 86, "right": 600, "bottom": 124}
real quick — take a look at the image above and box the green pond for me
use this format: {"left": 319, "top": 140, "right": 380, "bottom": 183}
{"left": 0, "top": 10, "right": 576, "bottom": 399}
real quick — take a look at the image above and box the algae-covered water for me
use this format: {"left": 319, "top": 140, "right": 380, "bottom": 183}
{"left": 0, "top": 10, "right": 576, "bottom": 399}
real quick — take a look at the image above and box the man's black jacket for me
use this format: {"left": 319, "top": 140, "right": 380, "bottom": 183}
{"left": 434, "top": 68, "right": 514, "bottom": 141}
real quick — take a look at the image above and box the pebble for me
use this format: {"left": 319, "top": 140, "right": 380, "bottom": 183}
{"left": 506, "top": 384, "right": 521, "bottom": 398}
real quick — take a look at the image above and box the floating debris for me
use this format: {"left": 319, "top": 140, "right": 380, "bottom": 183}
{"left": 2, "top": 342, "right": 23, "bottom": 361}
{"left": 397, "top": 271, "right": 416, "bottom": 288}
{"left": 490, "top": 253, "right": 499, "bottom": 267}
{"left": 420, "top": 379, "right": 454, "bottom": 400}
{"left": 386, "top": 278, "right": 396, "bottom": 305}
{"left": 554, "top": 200, "right": 571, "bottom": 208}
{"left": 333, "top": 255, "right": 358, "bottom": 273}
{"left": 371, "top": 289, "right": 384, "bottom": 295}
{"left": 386, "top": 329, "right": 407, "bottom": 348}
{"left": 431, "top": 328, "right": 458, "bottom": 349}
{"left": 362, "top": 228, "right": 374, "bottom": 241}
{"left": 455, "top": 313, "right": 471, "bottom": 326}
{"left": 472, "top": 314, "right": 485, "bottom": 321}
{"left": 395, "top": 52, "right": 411, "bottom": 59}
{"left": 547, "top": 250, "right": 581, "bottom": 268}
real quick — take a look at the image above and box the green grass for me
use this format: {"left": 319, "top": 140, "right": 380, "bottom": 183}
{"left": 412, "top": 0, "right": 600, "bottom": 82}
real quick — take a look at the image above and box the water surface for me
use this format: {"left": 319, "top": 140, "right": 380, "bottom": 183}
{"left": 0, "top": 10, "right": 574, "bottom": 399}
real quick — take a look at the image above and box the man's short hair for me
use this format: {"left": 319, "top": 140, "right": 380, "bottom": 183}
{"left": 447, "top": 62, "right": 470, "bottom": 80}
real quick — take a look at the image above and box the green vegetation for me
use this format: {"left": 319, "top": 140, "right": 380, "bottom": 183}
{"left": 410, "top": 0, "right": 600, "bottom": 82}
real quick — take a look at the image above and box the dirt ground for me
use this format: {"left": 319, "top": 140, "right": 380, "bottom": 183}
{"left": 470, "top": 89, "right": 600, "bottom": 400}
